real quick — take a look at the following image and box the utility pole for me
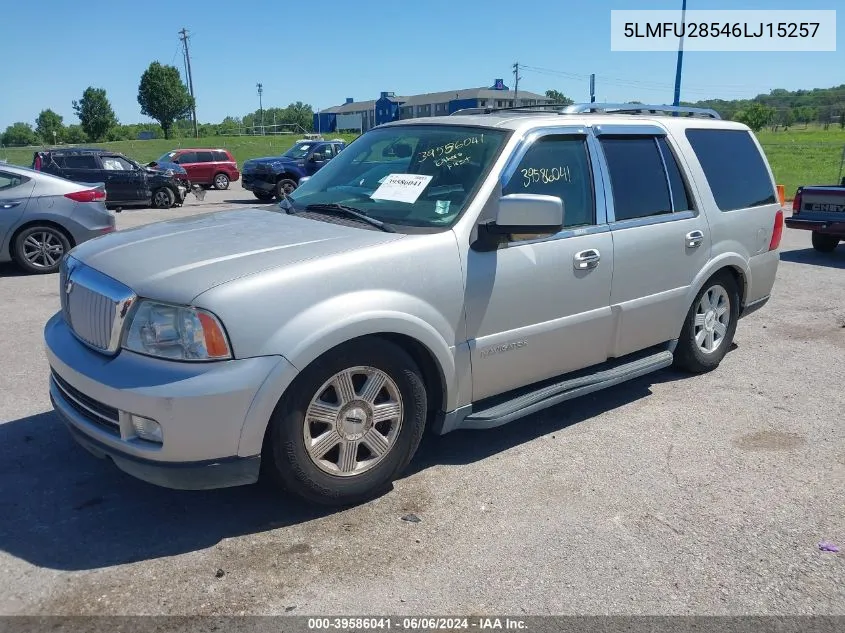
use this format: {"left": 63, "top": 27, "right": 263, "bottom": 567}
{"left": 256, "top": 83, "right": 264, "bottom": 135}
{"left": 590, "top": 74, "right": 596, "bottom": 103}
{"left": 178, "top": 28, "right": 198, "bottom": 137}
{"left": 512, "top": 62, "right": 521, "bottom": 105}
{"left": 672, "top": 0, "right": 688, "bottom": 113}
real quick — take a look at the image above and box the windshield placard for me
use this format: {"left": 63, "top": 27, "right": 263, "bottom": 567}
{"left": 370, "top": 174, "right": 433, "bottom": 204}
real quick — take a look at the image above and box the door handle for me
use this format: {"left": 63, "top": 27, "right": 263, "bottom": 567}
{"left": 685, "top": 230, "right": 704, "bottom": 248}
{"left": 0, "top": 201, "right": 21, "bottom": 209}
{"left": 574, "top": 249, "right": 601, "bottom": 270}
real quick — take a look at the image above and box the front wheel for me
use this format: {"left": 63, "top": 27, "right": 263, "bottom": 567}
{"left": 274, "top": 178, "right": 297, "bottom": 199}
{"left": 151, "top": 187, "right": 175, "bottom": 209}
{"left": 811, "top": 232, "right": 839, "bottom": 253}
{"left": 673, "top": 272, "right": 740, "bottom": 374}
{"left": 261, "top": 339, "right": 428, "bottom": 506}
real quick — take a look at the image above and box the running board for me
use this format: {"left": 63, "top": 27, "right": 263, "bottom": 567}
{"left": 458, "top": 349, "right": 674, "bottom": 430}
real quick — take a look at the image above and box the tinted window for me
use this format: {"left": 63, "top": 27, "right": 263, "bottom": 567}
{"left": 685, "top": 129, "right": 776, "bottom": 211}
{"left": 63, "top": 155, "right": 99, "bottom": 169}
{"left": 600, "top": 137, "right": 671, "bottom": 221}
{"left": 0, "top": 171, "right": 29, "bottom": 191}
{"left": 212, "top": 151, "right": 229, "bottom": 162}
{"left": 503, "top": 135, "right": 595, "bottom": 228}
{"left": 176, "top": 152, "right": 197, "bottom": 164}
{"left": 657, "top": 137, "right": 692, "bottom": 211}
{"left": 197, "top": 151, "right": 214, "bottom": 162}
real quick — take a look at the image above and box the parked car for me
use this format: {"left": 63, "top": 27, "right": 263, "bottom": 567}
{"left": 0, "top": 163, "right": 114, "bottom": 274}
{"left": 784, "top": 179, "right": 845, "bottom": 252}
{"left": 32, "top": 148, "right": 191, "bottom": 210}
{"left": 43, "top": 103, "right": 782, "bottom": 506}
{"left": 152, "top": 148, "right": 239, "bottom": 190}
{"left": 241, "top": 139, "right": 346, "bottom": 200}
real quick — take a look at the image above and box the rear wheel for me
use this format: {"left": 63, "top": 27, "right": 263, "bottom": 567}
{"left": 151, "top": 187, "right": 175, "bottom": 209}
{"left": 213, "top": 172, "right": 230, "bottom": 190}
{"left": 673, "top": 271, "right": 740, "bottom": 374}
{"left": 811, "top": 232, "right": 839, "bottom": 253}
{"left": 261, "top": 339, "right": 428, "bottom": 506}
{"left": 275, "top": 178, "right": 297, "bottom": 199}
{"left": 13, "top": 225, "right": 71, "bottom": 274}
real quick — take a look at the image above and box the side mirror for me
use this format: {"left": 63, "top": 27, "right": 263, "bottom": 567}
{"left": 474, "top": 194, "right": 564, "bottom": 251}
{"left": 309, "top": 153, "right": 323, "bottom": 163}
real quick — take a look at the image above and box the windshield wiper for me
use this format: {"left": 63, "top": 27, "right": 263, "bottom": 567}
{"left": 303, "top": 203, "right": 395, "bottom": 233}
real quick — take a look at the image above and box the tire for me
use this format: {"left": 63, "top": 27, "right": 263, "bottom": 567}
{"left": 253, "top": 190, "right": 273, "bottom": 201}
{"left": 151, "top": 187, "right": 175, "bottom": 209}
{"left": 811, "top": 232, "right": 839, "bottom": 253}
{"left": 261, "top": 338, "right": 428, "bottom": 506}
{"left": 213, "top": 172, "right": 230, "bottom": 190}
{"left": 673, "top": 271, "right": 740, "bottom": 374}
{"left": 13, "top": 225, "right": 71, "bottom": 274}
{"left": 275, "top": 178, "right": 297, "bottom": 199}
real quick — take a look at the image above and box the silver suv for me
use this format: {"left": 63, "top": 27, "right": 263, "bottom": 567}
{"left": 44, "top": 103, "right": 784, "bottom": 506}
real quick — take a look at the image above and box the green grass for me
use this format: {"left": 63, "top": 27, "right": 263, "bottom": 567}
{"left": 0, "top": 134, "right": 361, "bottom": 169}
{"left": 2, "top": 126, "right": 843, "bottom": 199}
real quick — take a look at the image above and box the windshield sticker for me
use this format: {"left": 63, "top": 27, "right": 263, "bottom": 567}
{"left": 521, "top": 166, "right": 572, "bottom": 188}
{"left": 435, "top": 200, "right": 451, "bottom": 215}
{"left": 370, "top": 174, "right": 433, "bottom": 204}
{"left": 418, "top": 134, "right": 485, "bottom": 164}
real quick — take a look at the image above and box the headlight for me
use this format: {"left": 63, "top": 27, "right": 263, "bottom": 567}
{"left": 123, "top": 301, "right": 232, "bottom": 361}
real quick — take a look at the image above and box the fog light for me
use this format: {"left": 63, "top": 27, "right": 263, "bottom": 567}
{"left": 129, "top": 414, "right": 163, "bottom": 444}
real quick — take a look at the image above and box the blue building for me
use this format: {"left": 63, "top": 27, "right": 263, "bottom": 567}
{"left": 314, "top": 79, "right": 553, "bottom": 133}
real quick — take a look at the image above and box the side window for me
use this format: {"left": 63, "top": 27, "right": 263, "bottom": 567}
{"left": 197, "top": 151, "right": 214, "bottom": 163}
{"left": 176, "top": 151, "right": 197, "bottom": 164}
{"left": 101, "top": 156, "right": 133, "bottom": 170}
{"left": 63, "top": 155, "right": 99, "bottom": 169}
{"left": 0, "top": 171, "right": 29, "bottom": 191}
{"left": 502, "top": 135, "right": 596, "bottom": 231}
{"left": 600, "top": 136, "right": 672, "bottom": 221}
{"left": 212, "top": 151, "right": 228, "bottom": 162}
{"left": 685, "top": 128, "right": 777, "bottom": 211}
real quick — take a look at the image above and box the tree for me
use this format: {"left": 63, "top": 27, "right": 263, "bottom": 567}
{"left": 734, "top": 102, "right": 775, "bottom": 131}
{"left": 137, "top": 62, "right": 194, "bottom": 139}
{"left": 64, "top": 125, "right": 87, "bottom": 144}
{"left": 35, "top": 109, "right": 65, "bottom": 144}
{"left": 1, "top": 122, "right": 38, "bottom": 146}
{"left": 72, "top": 87, "right": 118, "bottom": 141}
{"left": 545, "top": 89, "right": 574, "bottom": 105}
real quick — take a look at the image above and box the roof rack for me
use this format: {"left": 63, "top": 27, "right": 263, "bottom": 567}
{"left": 451, "top": 102, "right": 721, "bottom": 120}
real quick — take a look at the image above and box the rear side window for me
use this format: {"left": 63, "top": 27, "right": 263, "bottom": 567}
{"left": 685, "top": 129, "right": 777, "bottom": 211}
{"left": 212, "top": 151, "right": 229, "bottom": 161}
{"left": 0, "top": 171, "right": 29, "bottom": 191}
{"left": 63, "top": 155, "right": 99, "bottom": 169}
{"left": 197, "top": 151, "right": 214, "bottom": 162}
{"left": 600, "top": 137, "right": 672, "bottom": 221}
{"left": 503, "top": 134, "right": 596, "bottom": 228}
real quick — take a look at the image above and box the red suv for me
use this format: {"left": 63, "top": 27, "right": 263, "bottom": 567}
{"left": 154, "top": 148, "right": 240, "bottom": 190}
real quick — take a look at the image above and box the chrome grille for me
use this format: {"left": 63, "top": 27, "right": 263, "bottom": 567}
{"left": 51, "top": 370, "right": 120, "bottom": 435}
{"left": 61, "top": 256, "right": 136, "bottom": 355}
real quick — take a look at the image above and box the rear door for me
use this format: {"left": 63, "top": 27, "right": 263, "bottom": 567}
{"left": 596, "top": 125, "right": 712, "bottom": 357}
{"left": 60, "top": 153, "right": 104, "bottom": 187}
{"left": 0, "top": 170, "right": 35, "bottom": 247}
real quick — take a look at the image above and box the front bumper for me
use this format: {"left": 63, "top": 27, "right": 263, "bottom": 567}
{"left": 44, "top": 311, "right": 289, "bottom": 490}
{"left": 784, "top": 216, "right": 845, "bottom": 236}
{"left": 241, "top": 173, "right": 275, "bottom": 193}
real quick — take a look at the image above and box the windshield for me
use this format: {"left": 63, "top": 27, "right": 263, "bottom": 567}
{"left": 283, "top": 143, "right": 316, "bottom": 159}
{"left": 156, "top": 151, "right": 177, "bottom": 163}
{"left": 286, "top": 125, "right": 508, "bottom": 228}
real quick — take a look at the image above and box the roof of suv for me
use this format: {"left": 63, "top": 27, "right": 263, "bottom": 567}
{"left": 172, "top": 148, "right": 232, "bottom": 153}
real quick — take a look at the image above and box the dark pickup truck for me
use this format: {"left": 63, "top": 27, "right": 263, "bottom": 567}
{"left": 785, "top": 177, "right": 845, "bottom": 252}
{"left": 241, "top": 139, "right": 346, "bottom": 201}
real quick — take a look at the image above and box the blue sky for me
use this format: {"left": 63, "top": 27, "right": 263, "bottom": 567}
{"left": 0, "top": 0, "right": 840, "bottom": 130}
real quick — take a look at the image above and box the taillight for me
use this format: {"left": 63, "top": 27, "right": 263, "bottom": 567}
{"left": 33, "top": 155, "right": 42, "bottom": 170}
{"left": 792, "top": 190, "right": 802, "bottom": 214}
{"left": 65, "top": 188, "right": 106, "bottom": 203}
{"left": 769, "top": 209, "right": 784, "bottom": 251}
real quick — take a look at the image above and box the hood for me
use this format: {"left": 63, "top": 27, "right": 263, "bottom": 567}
{"left": 244, "top": 156, "right": 296, "bottom": 167}
{"left": 68, "top": 208, "right": 405, "bottom": 304}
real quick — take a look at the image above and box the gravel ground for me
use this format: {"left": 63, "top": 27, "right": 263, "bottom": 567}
{"left": 0, "top": 191, "right": 842, "bottom": 616}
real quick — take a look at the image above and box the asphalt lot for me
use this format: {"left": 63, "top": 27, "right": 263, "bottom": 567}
{"left": 0, "top": 186, "right": 843, "bottom": 616}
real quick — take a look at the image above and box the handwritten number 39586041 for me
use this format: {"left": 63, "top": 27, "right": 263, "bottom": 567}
{"left": 521, "top": 166, "right": 571, "bottom": 188}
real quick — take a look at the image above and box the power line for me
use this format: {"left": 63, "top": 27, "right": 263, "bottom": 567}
{"left": 178, "top": 27, "right": 198, "bottom": 138}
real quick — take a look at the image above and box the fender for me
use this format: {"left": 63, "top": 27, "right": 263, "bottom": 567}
{"left": 686, "top": 251, "right": 751, "bottom": 309}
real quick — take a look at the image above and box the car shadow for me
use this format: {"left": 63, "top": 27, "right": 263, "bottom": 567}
{"left": 0, "top": 262, "right": 29, "bottom": 277}
{"left": 780, "top": 247, "right": 845, "bottom": 269}
{"left": 0, "top": 361, "right": 711, "bottom": 572}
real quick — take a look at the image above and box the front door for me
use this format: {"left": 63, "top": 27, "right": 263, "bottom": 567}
{"left": 596, "top": 127, "right": 712, "bottom": 357}
{"left": 100, "top": 155, "right": 144, "bottom": 202}
{"left": 463, "top": 130, "right": 615, "bottom": 401}
{"left": 306, "top": 144, "right": 332, "bottom": 175}
{"left": 0, "top": 170, "right": 35, "bottom": 246}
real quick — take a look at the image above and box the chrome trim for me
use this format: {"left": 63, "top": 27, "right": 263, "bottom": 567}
{"left": 609, "top": 210, "right": 697, "bottom": 231}
{"left": 499, "top": 125, "right": 588, "bottom": 187}
{"left": 63, "top": 256, "right": 136, "bottom": 355}
{"left": 51, "top": 373, "right": 120, "bottom": 433}
{"left": 654, "top": 138, "right": 676, "bottom": 210}
{"left": 505, "top": 224, "right": 610, "bottom": 247}
{"left": 593, "top": 124, "right": 667, "bottom": 137}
